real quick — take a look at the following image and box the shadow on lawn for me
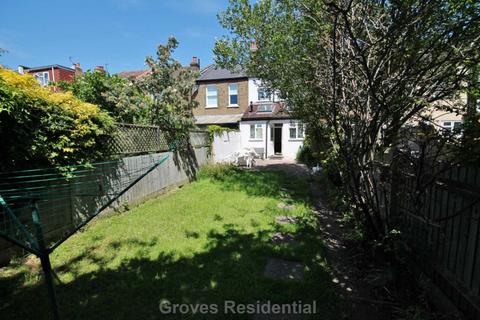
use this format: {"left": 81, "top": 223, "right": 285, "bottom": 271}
{"left": 202, "top": 167, "right": 311, "bottom": 206}
{"left": 0, "top": 169, "right": 341, "bottom": 319}
{"left": 1, "top": 223, "right": 339, "bottom": 320}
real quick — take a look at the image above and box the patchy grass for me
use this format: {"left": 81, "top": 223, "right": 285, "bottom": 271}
{"left": 0, "top": 166, "right": 341, "bottom": 319}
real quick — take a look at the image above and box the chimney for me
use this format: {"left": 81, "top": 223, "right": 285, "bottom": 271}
{"left": 94, "top": 65, "right": 106, "bottom": 74}
{"left": 250, "top": 41, "right": 258, "bottom": 52}
{"left": 190, "top": 56, "right": 200, "bottom": 70}
{"left": 72, "top": 63, "right": 83, "bottom": 77}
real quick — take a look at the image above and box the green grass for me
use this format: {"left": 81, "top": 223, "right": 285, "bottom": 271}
{"left": 0, "top": 166, "right": 341, "bottom": 319}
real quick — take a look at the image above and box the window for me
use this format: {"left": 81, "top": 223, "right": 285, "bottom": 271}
{"left": 258, "top": 87, "right": 270, "bottom": 101}
{"left": 35, "top": 72, "right": 49, "bottom": 86}
{"left": 442, "top": 120, "right": 462, "bottom": 132}
{"left": 206, "top": 85, "right": 218, "bottom": 108}
{"left": 289, "top": 122, "right": 305, "bottom": 139}
{"left": 229, "top": 83, "right": 238, "bottom": 106}
{"left": 249, "top": 124, "right": 263, "bottom": 140}
{"left": 257, "top": 103, "right": 273, "bottom": 112}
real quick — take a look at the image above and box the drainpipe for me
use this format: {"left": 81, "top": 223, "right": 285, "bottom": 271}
{"left": 51, "top": 67, "right": 55, "bottom": 82}
{"left": 265, "top": 120, "right": 270, "bottom": 159}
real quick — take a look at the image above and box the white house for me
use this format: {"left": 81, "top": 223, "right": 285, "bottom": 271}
{"left": 239, "top": 78, "right": 304, "bottom": 159}
{"left": 192, "top": 66, "right": 304, "bottom": 161}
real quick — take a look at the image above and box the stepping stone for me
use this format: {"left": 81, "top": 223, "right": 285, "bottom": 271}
{"left": 275, "top": 216, "right": 298, "bottom": 224}
{"left": 263, "top": 258, "right": 304, "bottom": 281}
{"left": 271, "top": 233, "right": 299, "bottom": 246}
{"left": 277, "top": 203, "right": 295, "bottom": 210}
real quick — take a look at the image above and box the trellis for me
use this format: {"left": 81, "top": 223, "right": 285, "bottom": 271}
{"left": 107, "top": 123, "right": 169, "bottom": 155}
{"left": 107, "top": 123, "right": 209, "bottom": 155}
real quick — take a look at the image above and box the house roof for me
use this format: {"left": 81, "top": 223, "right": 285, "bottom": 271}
{"left": 117, "top": 65, "right": 200, "bottom": 80}
{"left": 197, "top": 65, "right": 247, "bottom": 82}
{"left": 116, "top": 69, "right": 151, "bottom": 80}
{"left": 21, "top": 64, "right": 74, "bottom": 72}
{"left": 195, "top": 114, "right": 244, "bottom": 125}
{"left": 241, "top": 102, "right": 292, "bottom": 121}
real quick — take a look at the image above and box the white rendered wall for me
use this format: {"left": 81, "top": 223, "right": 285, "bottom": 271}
{"left": 239, "top": 119, "right": 304, "bottom": 159}
{"left": 212, "top": 131, "right": 242, "bottom": 162}
{"left": 248, "top": 78, "right": 280, "bottom": 103}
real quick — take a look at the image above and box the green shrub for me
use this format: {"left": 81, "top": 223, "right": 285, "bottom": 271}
{"left": 197, "top": 163, "right": 239, "bottom": 180}
{"left": 296, "top": 145, "right": 315, "bottom": 165}
{"left": 0, "top": 67, "right": 114, "bottom": 171}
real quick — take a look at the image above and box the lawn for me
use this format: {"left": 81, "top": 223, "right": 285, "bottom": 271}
{"left": 0, "top": 165, "right": 341, "bottom": 319}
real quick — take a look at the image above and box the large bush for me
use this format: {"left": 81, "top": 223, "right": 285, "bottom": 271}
{"left": 0, "top": 67, "right": 114, "bottom": 171}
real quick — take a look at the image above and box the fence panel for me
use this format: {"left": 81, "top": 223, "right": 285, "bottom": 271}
{"left": 392, "top": 163, "right": 480, "bottom": 318}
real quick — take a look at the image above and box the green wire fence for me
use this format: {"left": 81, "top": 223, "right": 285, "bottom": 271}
{"left": 0, "top": 155, "right": 170, "bottom": 320}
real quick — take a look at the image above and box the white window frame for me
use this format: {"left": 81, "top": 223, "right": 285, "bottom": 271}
{"left": 257, "top": 103, "right": 273, "bottom": 113}
{"left": 441, "top": 120, "right": 462, "bottom": 132}
{"left": 206, "top": 85, "right": 218, "bottom": 108}
{"left": 289, "top": 122, "right": 305, "bottom": 140}
{"left": 257, "top": 87, "right": 271, "bottom": 101}
{"left": 249, "top": 124, "right": 263, "bottom": 140}
{"left": 35, "top": 71, "right": 50, "bottom": 86}
{"left": 228, "top": 83, "right": 239, "bottom": 107}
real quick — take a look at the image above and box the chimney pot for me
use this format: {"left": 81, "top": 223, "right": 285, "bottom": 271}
{"left": 95, "top": 65, "right": 106, "bottom": 73}
{"left": 190, "top": 56, "right": 200, "bottom": 69}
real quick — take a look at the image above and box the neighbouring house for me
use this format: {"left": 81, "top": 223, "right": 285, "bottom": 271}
{"left": 193, "top": 65, "right": 305, "bottom": 160}
{"left": 117, "top": 56, "right": 201, "bottom": 81}
{"left": 17, "top": 63, "right": 83, "bottom": 87}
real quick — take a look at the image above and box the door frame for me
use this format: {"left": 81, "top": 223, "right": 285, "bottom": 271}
{"left": 273, "top": 124, "right": 282, "bottom": 154}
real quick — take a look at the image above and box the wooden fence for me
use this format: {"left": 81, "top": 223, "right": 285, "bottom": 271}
{"left": 0, "top": 126, "right": 211, "bottom": 265}
{"left": 392, "top": 163, "right": 480, "bottom": 318}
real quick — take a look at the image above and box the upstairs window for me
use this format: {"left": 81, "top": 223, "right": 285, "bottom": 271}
{"left": 206, "top": 85, "right": 218, "bottom": 108}
{"left": 250, "top": 124, "right": 263, "bottom": 140}
{"left": 229, "top": 83, "right": 238, "bottom": 106}
{"left": 257, "top": 103, "right": 273, "bottom": 112}
{"left": 289, "top": 122, "right": 305, "bottom": 139}
{"left": 442, "top": 120, "right": 462, "bottom": 132}
{"left": 35, "top": 72, "right": 49, "bottom": 86}
{"left": 258, "top": 87, "right": 270, "bottom": 101}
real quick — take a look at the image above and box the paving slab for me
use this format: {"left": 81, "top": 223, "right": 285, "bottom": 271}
{"left": 263, "top": 258, "right": 304, "bottom": 281}
{"left": 275, "top": 216, "right": 298, "bottom": 224}
{"left": 271, "top": 233, "right": 299, "bottom": 246}
{"left": 277, "top": 203, "right": 295, "bottom": 211}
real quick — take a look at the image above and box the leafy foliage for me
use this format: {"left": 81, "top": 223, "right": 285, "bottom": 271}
{"left": 215, "top": 0, "right": 480, "bottom": 239}
{"left": 0, "top": 67, "right": 114, "bottom": 170}
{"left": 57, "top": 70, "right": 148, "bottom": 123}
{"left": 137, "top": 37, "right": 199, "bottom": 142}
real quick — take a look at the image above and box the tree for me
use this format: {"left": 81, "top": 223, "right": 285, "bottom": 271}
{"left": 57, "top": 70, "right": 147, "bottom": 123}
{"left": 215, "top": 0, "right": 480, "bottom": 239}
{"left": 137, "top": 37, "right": 199, "bottom": 142}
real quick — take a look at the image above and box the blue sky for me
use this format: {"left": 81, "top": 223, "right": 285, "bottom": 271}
{"left": 0, "top": 0, "right": 230, "bottom": 73}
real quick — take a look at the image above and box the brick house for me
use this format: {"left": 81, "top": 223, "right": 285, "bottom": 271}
{"left": 193, "top": 65, "right": 305, "bottom": 160}
{"left": 193, "top": 65, "right": 249, "bottom": 127}
{"left": 18, "top": 63, "right": 83, "bottom": 87}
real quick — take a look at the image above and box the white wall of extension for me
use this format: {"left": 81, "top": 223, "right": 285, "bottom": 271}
{"left": 239, "top": 119, "right": 304, "bottom": 160}
{"left": 212, "top": 131, "right": 242, "bottom": 162}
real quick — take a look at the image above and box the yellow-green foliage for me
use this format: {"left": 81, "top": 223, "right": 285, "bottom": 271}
{"left": 0, "top": 66, "right": 114, "bottom": 170}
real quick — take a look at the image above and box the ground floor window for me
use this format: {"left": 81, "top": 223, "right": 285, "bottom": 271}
{"left": 289, "top": 122, "right": 304, "bottom": 139}
{"left": 250, "top": 124, "right": 263, "bottom": 140}
{"left": 442, "top": 120, "right": 462, "bottom": 132}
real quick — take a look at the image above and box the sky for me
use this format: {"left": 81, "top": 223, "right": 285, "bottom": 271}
{"left": 0, "top": 0, "right": 231, "bottom": 73}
